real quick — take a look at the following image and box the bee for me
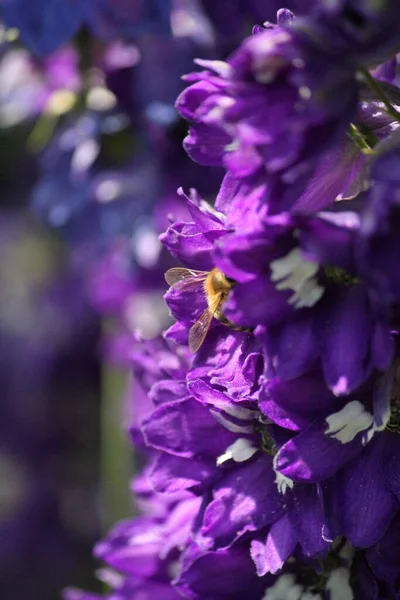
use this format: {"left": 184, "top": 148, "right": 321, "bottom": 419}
{"left": 165, "top": 267, "right": 248, "bottom": 353}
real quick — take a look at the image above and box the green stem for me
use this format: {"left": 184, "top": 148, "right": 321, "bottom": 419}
{"left": 357, "top": 121, "right": 379, "bottom": 149}
{"left": 360, "top": 69, "right": 400, "bottom": 123}
{"left": 347, "top": 123, "right": 374, "bottom": 154}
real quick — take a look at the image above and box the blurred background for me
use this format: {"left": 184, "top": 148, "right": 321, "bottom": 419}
{"left": 0, "top": 1, "right": 310, "bottom": 598}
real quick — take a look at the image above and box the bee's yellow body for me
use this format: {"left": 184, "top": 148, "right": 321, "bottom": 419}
{"left": 203, "top": 268, "right": 232, "bottom": 314}
{"left": 164, "top": 266, "right": 249, "bottom": 353}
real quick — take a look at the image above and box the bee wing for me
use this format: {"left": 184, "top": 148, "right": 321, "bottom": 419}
{"left": 188, "top": 297, "right": 220, "bottom": 353}
{"left": 165, "top": 267, "right": 208, "bottom": 289}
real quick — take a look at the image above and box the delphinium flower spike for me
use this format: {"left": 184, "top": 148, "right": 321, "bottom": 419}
{"left": 63, "top": 2, "right": 400, "bottom": 600}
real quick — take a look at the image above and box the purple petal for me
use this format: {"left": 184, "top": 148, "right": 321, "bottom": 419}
{"left": 294, "top": 137, "right": 361, "bottom": 213}
{"left": 176, "top": 541, "right": 272, "bottom": 600}
{"left": 190, "top": 328, "right": 263, "bottom": 401}
{"left": 332, "top": 436, "right": 397, "bottom": 547}
{"left": 250, "top": 515, "right": 297, "bottom": 575}
{"left": 369, "top": 318, "right": 394, "bottom": 372}
{"left": 382, "top": 432, "right": 400, "bottom": 499}
{"left": 178, "top": 188, "right": 225, "bottom": 232}
{"left": 262, "top": 312, "right": 318, "bottom": 381}
{"left": 259, "top": 369, "right": 338, "bottom": 431}
{"left": 149, "top": 453, "right": 219, "bottom": 494}
{"left": 141, "top": 397, "right": 238, "bottom": 458}
{"left": 196, "top": 455, "right": 283, "bottom": 550}
{"left": 94, "top": 518, "right": 161, "bottom": 576}
{"left": 214, "top": 224, "right": 293, "bottom": 282}
{"left": 160, "top": 221, "right": 217, "bottom": 270}
{"left": 223, "top": 142, "right": 263, "bottom": 177}
{"left": 275, "top": 421, "right": 363, "bottom": 483}
{"left": 164, "top": 283, "right": 207, "bottom": 328}
{"left": 176, "top": 79, "right": 222, "bottom": 122}
{"left": 352, "top": 556, "right": 380, "bottom": 600}
{"left": 366, "top": 513, "right": 400, "bottom": 594}
{"left": 164, "top": 321, "right": 189, "bottom": 345}
{"left": 223, "top": 277, "right": 292, "bottom": 328}
{"left": 160, "top": 497, "right": 202, "bottom": 558}
{"left": 287, "top": 485, "right": 329, "bottom": 557}
{"left": 187, "top": 378, "right": 259, "bottom": 435}
{"left": 119, "top": 580, "right": 182, "bottom": 600}
{"left": 299, "top": 211, "right": 359, "bottom": 272}
{"left": 148, "top": 380, "right": 190, "bottom": 406}
{"left": 215, "top": 172, "right": 241, "bottom": 213}
{"left": 184, "top": 122, "right": 229, "bottom": 166}
{"left": 319, "top": 286, "right": 370, "bottom": 394}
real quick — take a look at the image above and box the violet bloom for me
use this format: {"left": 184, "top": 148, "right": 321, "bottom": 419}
{"left": 127, "top": 337, "right": 380, "bottom": 595}
{"left": 160, "top": 189, "right": 265, "bottom": 398}
{"left": 128, "top": 335, "right": 191, "bottom": 451}
{"left": 365, "top": 513, "right": 400, "bottom": 598}
{"left": 218, "top": 210, "right": 395, "bottom": 393}
{"left": 66, "top": 332, "right": 400, "bottom": 600}
{"left": 162, "top": 188, "right": 393, "bottom": 393}
{"left": 265, "top": 360, "right": 400, "bottom": 550}
{"left": 132, "top": 337, "right": 332, "bottom": 569}
{"left": 356, "top": 147, "right": 400, "bottom": 307}
{"left": 160, "top": 187, "right": 231, "bottom": 346}
{"left": 176, "top": 10, "right": 358, "bottom": 213}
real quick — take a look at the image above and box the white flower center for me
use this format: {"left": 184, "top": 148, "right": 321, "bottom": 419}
{"left": 325, "top": 401, "right": 374, "bottom": 443}
{"left": 270, "top": 248, "right": 324, "bottom": 309}
{"left": 216, "top": 438, "right": 258, "bottom": 465}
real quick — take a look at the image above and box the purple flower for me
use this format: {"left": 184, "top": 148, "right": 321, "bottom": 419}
{"left": 271, "top": 364, "right": 400, "bottom": 548}
{"left": 176, "top": 13, "right": 358, "bottom": 213}
{"left": 160, "top": 188, "right": 235, "bottom": 349}
{"left": 214, "top": 134, "right": 364, "bottom": 230}
{"left": 366, "top": 513, "right": 400, "bottom": 598}
{"left": 35, "top": 3, "right": 400, "bottom": 599}
{"left": 160, "top": 188, "right": 227, "bottom": 271}
{"left": 94, "top": 496, "right": 200, "bottom": 579}
{"left": 356, "top": 147, "right": 400, "bottom": 306}
{"left": 188, "top": 326, "right": 264, "bottom": 402}
{"left": 162, "top": 187, "right": 394, "bottom": 392}
{"left": 133, "top": 337, "right": 333, "bottom": 564}
{"left": 175, "top": 539, "right": 274, "bottom": 600}
{"left": 215, "top": 209, "right": 394, "bottom": 393}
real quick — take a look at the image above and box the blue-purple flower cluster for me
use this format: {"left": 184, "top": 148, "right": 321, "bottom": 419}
{"left": 64, "top": 2, "right": 400, "bottom": 600}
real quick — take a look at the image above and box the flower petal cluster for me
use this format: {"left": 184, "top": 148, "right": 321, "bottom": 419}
{"left": 176, "top": 11, "right": 360, "bottom": 215}
{"left": 150, "top": 4, "right": 400, "bottom": 598}
{"left": 63, "top": 2, "right": 400, "bottom": 600}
